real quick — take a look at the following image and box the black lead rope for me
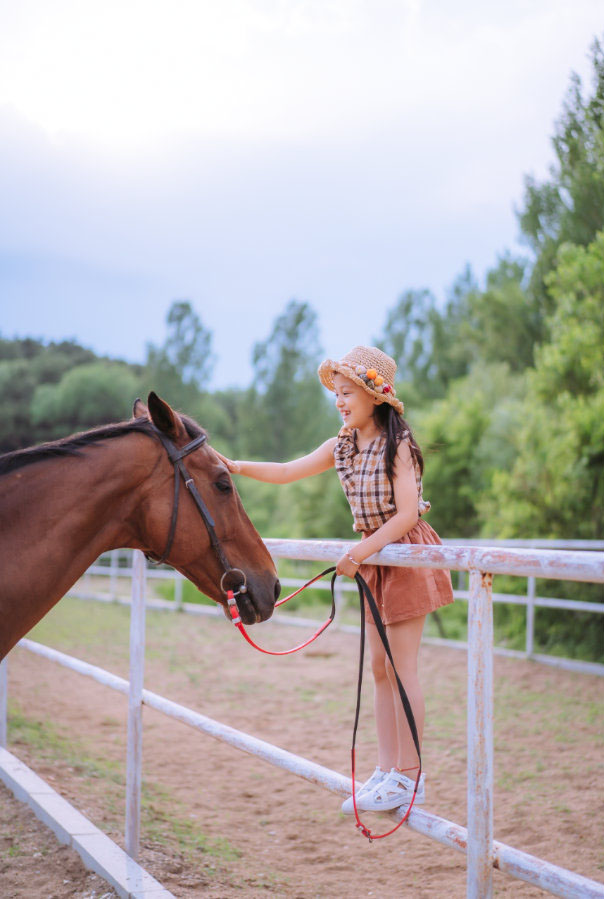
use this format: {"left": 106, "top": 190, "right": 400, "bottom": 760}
{"left": 351, "top": 571, "right": 422, "bottom": 841}
{"left": 228, "top": 564, "right": 422, "bottom": 839}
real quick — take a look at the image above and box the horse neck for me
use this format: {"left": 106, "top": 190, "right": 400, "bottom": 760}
{"left": 0, "top": 431, "right": 157, "bottom": 656}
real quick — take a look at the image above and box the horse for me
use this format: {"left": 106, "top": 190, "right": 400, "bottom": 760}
{"left": 0, "top": 391, "right": 280, "bottom": 660}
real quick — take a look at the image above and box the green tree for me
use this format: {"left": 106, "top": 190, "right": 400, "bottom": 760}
{"left": 519, "top": 35, "right": 604, "bottom": 312}
{"left": 478, "top": 231, "right": 604, "bottom": 540}
{"left": 376, "top": 289, "right": 438, "bottom": 385}
{"left": 0, "top": 338, "right": 98, "bottom": 452}
{"left": 246, "top": 300, "right": 337, "bottom": 460}
{"left": 0, "top": 359, "right": 39, "bottom": 452}
{"left": 143, "top": 301, "right": 214, "bottom": 411}
{"left": 375, "top": 280, "right": 474, "bottom": 402}
{"left": 458, "top": 255, "right": 540, "bottom": 372}
{"left": 31, "top": 362, "right": 141, "bottom": 438}
{"left": 414, "top": 361, "right": 526, "bottom": 538}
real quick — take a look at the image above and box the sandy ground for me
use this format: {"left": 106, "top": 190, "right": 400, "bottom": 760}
{"left": 0, "top": 782, "right": 118, "bottom": 899}
{"left": 2, "top": 596, "right": 603, "bottom": 898}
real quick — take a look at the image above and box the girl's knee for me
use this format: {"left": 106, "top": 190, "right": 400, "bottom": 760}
{"left": 385, "top": 657, "right": 418, "bottom": 686}
{"left": 371, "top": 656, "right": 390, "bottom": 684}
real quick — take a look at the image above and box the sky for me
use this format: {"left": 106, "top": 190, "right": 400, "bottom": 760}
{"left": 0, "top": 0, "right": 602, "bottom": 388}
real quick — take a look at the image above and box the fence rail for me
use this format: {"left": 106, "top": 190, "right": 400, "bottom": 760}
{"left": 9, "top": 635, "right": 604, "bottom": 899}
{"left": 2, "top": 539, "right": 604, "bottom": 898}
{"left": 79, "top": 537, "right": 604, "bottom": 677}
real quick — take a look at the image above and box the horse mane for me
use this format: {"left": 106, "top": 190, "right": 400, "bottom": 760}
{"left": 0, "top": 414, "right": 206, "bottom": 477}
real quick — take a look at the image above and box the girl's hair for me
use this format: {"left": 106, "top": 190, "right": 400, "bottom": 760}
{"left": 373, "top": 403, "right": 424, "bottom": 486}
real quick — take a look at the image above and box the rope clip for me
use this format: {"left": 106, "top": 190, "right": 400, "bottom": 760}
{"left": 226, "top": 591, "right": 242, "bottom": 625}
{"left": 356, "top": 822, "right": 373, "bottom": 842}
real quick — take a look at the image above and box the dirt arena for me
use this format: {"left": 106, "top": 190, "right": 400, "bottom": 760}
{"left": 2, "top": 596, "right": 603, "bottom": 898}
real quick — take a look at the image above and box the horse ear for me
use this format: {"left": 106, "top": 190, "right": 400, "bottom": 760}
{"left": 132, "top": 397, "right": 148, "bottom": 419}
{"left": 147, "top": 391, "right": 181, "bottom": 439}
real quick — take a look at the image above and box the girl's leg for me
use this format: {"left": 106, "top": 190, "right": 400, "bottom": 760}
{"left": 384, "top": 615, "right": 426, "bottom": 771}
{"left": 367, "top": 623, "right": 399, "bottom": 770}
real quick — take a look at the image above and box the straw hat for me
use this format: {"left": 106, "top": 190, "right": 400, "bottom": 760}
{"left": 318, "top": 346, "right": 404, "bottom": 415}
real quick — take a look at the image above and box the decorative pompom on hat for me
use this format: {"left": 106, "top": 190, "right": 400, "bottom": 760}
{"left": 318, "top": 345, "right": 404, "bottom": 415}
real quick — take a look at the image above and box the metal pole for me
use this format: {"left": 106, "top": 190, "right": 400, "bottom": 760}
{"left": 334, "top": 579, "right": 344, "bottom": 613}
{"left": 110, "top": 549, "right": 119, "bottom": 600}
{"left": 125, "top": 550, "right": 146, "bottom": 860}
{"left": 0, "top": 657, "right": 7, "bottom": 748}
{"left": 525, "top": 576, "right": 536, "bottom": 657}
{"left": 174, "top": 574, "right": 183, "bottom": 610}
{"left": 467, "top": 568, "right": 494, "bottom": 899}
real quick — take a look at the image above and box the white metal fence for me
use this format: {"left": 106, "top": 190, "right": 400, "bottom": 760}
{"left": 2, "top": 540, "right": 604, "bottom": 898}
{"left": 75, "top": 538, "right": 604, "bottom": 677}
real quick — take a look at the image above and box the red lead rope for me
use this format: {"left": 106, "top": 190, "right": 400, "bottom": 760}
{"left": 227, "top": 568, "right": 422, "bottom": 841}
{"left": 350, "top": 749, "right": 419, "bottom": 841}
{"left": 226, "top": 566, "right": 338, "bottom": 656}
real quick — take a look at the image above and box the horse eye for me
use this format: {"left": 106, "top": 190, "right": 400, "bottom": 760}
{"left": 214, "top": 478, "right": 232, "bottom": 494}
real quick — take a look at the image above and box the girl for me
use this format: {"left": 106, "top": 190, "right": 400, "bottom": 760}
{"left": 216, "top": 345, "right": 454, "bottom": 813}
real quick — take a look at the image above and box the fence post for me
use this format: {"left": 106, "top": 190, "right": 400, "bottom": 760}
{"left": 525, "top": 576, "right": 536, "bottom": 657}
{"left": 0, "top": 657, "right": 7, "bottom": 748}
{"left": 174, "top": 574, "right": 183, "bottom": 610}
{"left": 110, "top": 549, "right": 119, "bottom": 600}
{"left": 125, "top": 550, "right": 146, "bottom": 860}
{"left": 334, "top": 579, "right": 344, "bottom": 613}
{"left": 467, "top": 568, "right": 494, "bottom": 899}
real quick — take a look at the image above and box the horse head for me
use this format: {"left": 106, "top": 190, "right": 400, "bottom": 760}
{"left": 133, "top": 392, "right": 280, "bottom": 624}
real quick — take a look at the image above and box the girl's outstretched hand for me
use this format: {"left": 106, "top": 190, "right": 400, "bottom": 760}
{"left": 212, "top": 449, "right": 241, "bottom": 474}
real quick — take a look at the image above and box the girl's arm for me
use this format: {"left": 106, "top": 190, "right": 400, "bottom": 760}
{"left": 337, "top": 438, "right": 419, "bottom": 574}
{"left": 213, "top": 437, "right": 337, "bottom": 485}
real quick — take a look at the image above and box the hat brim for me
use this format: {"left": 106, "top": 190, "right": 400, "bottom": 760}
{"left": 317, "top": 359, "right": 404, "bottom": 415}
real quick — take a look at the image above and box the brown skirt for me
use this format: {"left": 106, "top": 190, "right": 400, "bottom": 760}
{"left": 359, "top": 518, "right": 454, "bottom": 626}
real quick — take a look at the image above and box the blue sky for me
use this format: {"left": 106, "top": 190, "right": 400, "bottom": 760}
{"left": 1, "top": 1, "right": 602, "bottom": 387}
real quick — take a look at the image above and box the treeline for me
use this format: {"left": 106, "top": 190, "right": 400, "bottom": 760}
{"left": 1, "top": 38, "right": 603, "bottom": 658}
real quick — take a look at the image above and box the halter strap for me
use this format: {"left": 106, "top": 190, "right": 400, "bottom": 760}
{"left": 145, "top": 426, "right": 235, "bottom": 580}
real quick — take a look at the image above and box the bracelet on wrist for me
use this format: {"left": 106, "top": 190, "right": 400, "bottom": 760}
{"left": 346, "top": 553, "right": 360, "bottom": 567}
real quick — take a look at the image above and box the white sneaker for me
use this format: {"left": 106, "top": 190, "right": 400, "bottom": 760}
{"left": 354, "top": 768, "right": 425, "bottom": 812}
{"left": 341, "top": 766, "right": 387, "bottom": 815}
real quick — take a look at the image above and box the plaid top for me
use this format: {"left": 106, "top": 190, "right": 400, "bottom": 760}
{"left": 334, "top": 427, "right": 431, "bottom": 533}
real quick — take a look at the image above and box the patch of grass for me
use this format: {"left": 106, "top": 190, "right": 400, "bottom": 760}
{"left": 155, "top": 579, "right": 215, "bottom": 607}
{"left": 28, "top": 598, "right": 131, "bottom": 658}
{"left": 8, "top": 705, "right": 123, "bottom": 785}
{"left": 552, "top": 803, "right": 572, "bottom": 814}
{"left": 297, "top": 688, "right": 318, "bottom": 702}
{"left": 141, "top": 784, "right": 240, "bottom": 860}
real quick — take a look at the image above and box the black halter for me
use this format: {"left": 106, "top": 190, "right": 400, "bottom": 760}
{"left": 145, "top": 424, "right": 247, "bottom": 595}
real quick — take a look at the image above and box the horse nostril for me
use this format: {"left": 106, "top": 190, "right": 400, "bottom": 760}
{"left": 274, "top": 579, "right": 281, "bottom": 602}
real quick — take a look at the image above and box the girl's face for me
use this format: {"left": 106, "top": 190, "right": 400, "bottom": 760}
{"left": 333, "top": 373, "right": 377, "bottom": 430}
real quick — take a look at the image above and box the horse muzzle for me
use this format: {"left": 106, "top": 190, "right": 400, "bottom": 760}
{"left": 223, "top": 573, "right": 280, "bottom": 624}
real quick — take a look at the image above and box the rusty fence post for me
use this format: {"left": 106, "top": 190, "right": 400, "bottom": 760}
{"left": 467, "top": 568, "right": 494, "bottom": 899}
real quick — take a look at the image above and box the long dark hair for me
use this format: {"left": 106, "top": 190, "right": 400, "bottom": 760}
{"left": 373, "top": 402, "right": 424, "bottom": 488}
